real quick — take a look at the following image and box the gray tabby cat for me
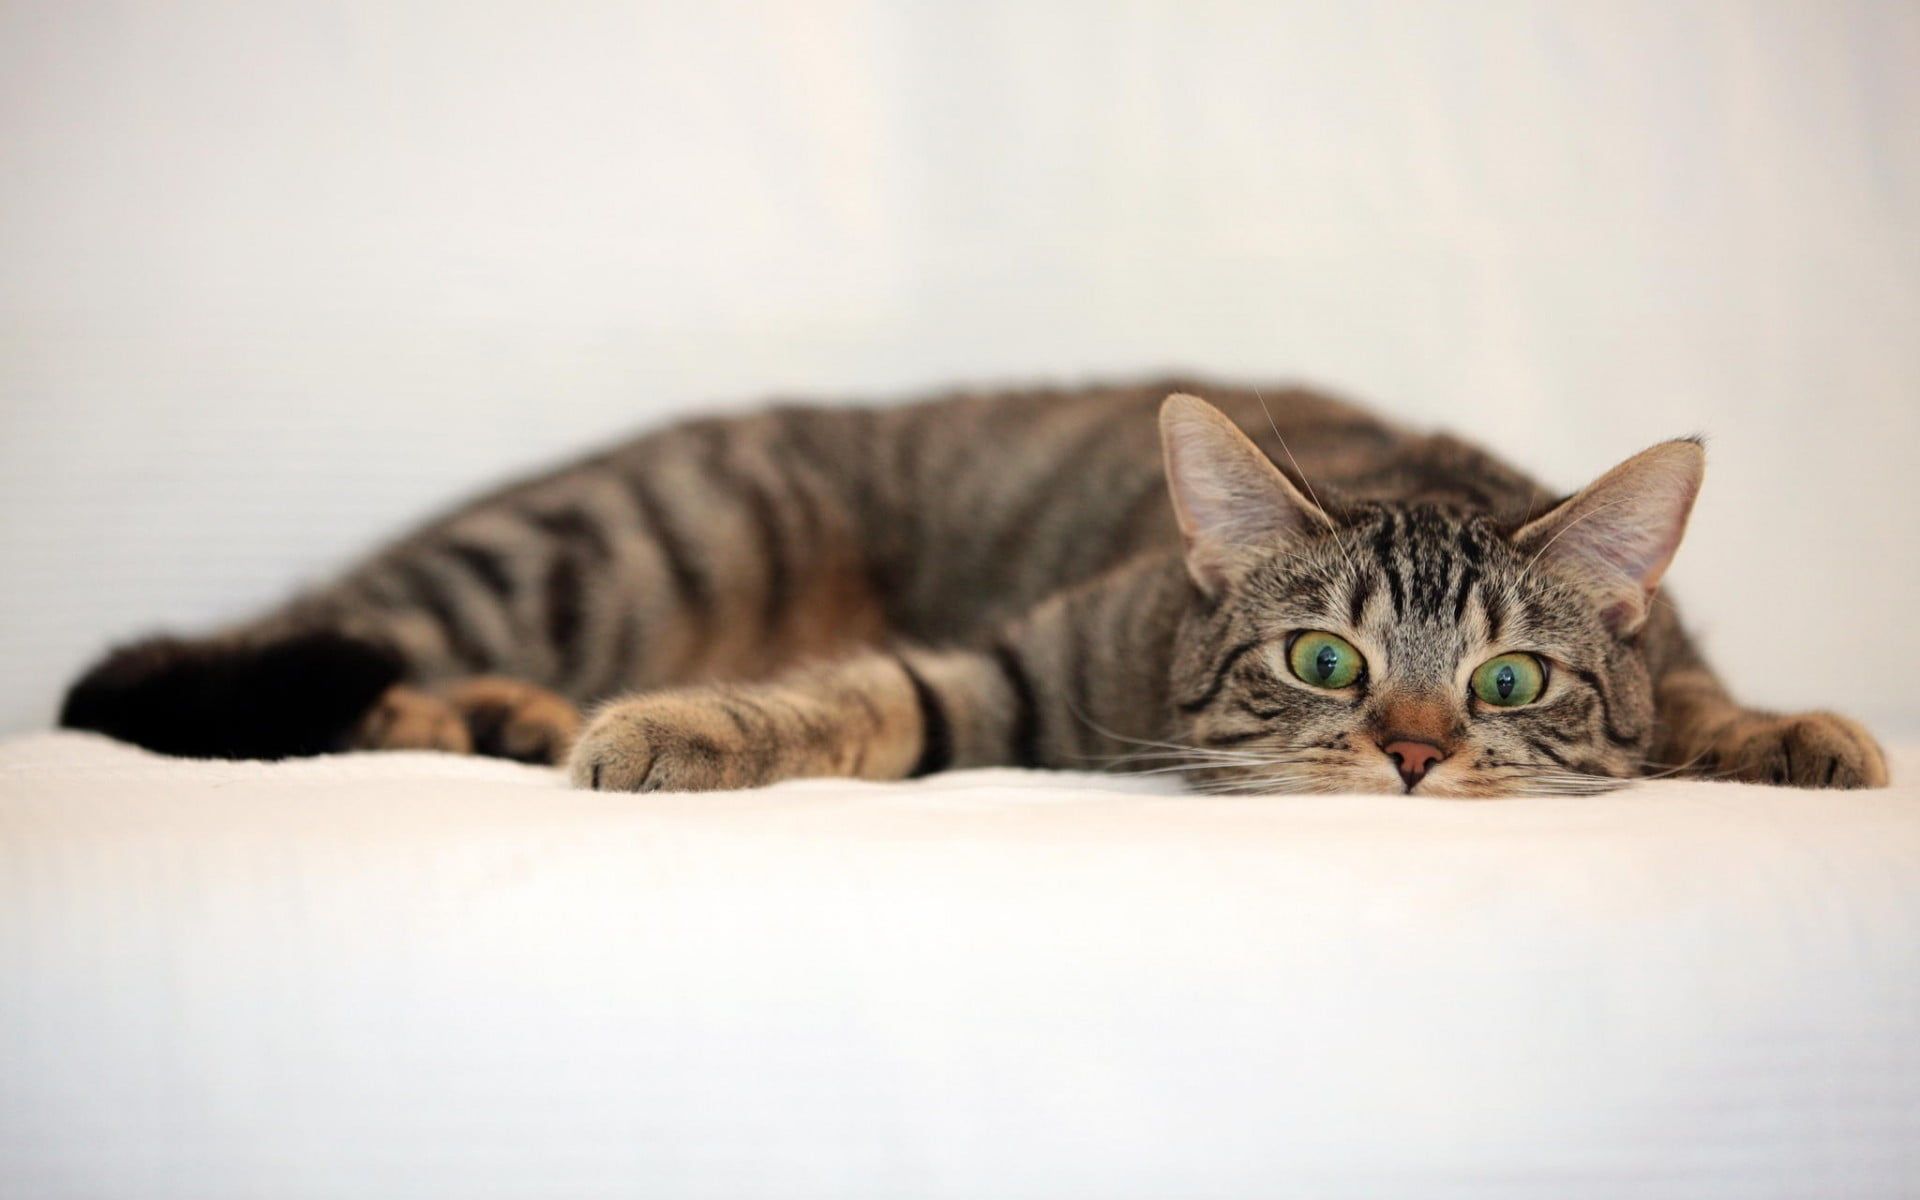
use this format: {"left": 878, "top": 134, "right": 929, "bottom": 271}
{"left": 62, "top": 381, "right": 1888, "bottom": 795}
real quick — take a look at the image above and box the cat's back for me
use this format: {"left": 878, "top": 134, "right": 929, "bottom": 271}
{"left": 870, "top": 376, "right": 1547, "bottom": 514}
{"left": 331, "top": 377, "right": 1555, "bottom": 656}
{"left": 835, "top": 378, "right": 1550, "bottom": 638}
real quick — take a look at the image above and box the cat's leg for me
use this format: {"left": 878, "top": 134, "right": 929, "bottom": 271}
{"left": 568, "top": 653, "right": 926, "bottom": 791}
{"left": 1642, "top": 605, "right": 1888, "bottom": 788}
{"left": 570, "top": 643, "right": 1083, "bottom": 792}
{"left": 571, "top": 557, "right": 1189, "bottom": 791}
{"left": 1649, "top": 663, "right": 1888, "bottom": 788}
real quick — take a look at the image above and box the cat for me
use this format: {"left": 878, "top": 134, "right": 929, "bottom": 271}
{"left": 60, "top": 379, "right": 1888, "bottom": 795}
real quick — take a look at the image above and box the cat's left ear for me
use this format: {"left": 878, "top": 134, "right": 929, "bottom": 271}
{"left": 1513, "top": 438, "right": 1705, "bottom": 636}
{"left": 1160, "top": 393, "right": 1332, "bottom": 597}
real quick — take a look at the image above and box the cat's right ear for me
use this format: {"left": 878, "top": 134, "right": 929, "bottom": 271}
{"left": 1160, "top": 394, "right": 1330, "bottom": 597}
{"left": 1511, "top": 438, "right": 1705, "bottom": 636}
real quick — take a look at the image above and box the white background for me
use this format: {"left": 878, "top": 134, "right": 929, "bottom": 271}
{"left": 2, "top": 0, "right": 1916, "bottom": 737}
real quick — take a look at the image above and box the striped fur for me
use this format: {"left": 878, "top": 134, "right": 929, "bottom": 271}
{"left": 61, "top": 379, "right": 1887, "bottom": 794}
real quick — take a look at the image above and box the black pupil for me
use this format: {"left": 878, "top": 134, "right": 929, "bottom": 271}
{"left": 1495, "top": 664, "right": 1515, "bottom": 699}
{"left": 1315, "top": 644, "right": 1339, "bottom": 680}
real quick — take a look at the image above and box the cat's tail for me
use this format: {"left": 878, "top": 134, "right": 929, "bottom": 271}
{"left": 59, "top": 628, "right": 406, "bottom": 760}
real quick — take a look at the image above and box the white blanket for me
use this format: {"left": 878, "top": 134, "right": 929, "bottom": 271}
{"left": 2, "top": 732, "right": 1915, "bottom": 1199}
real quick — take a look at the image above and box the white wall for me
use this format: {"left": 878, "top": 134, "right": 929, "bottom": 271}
{"left": 3, "top": 0, "right": 1916, "bottom": 737}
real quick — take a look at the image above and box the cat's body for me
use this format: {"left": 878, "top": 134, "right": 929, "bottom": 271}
{"left": 62, "top": 379, "right": 1888, "bottom": 795}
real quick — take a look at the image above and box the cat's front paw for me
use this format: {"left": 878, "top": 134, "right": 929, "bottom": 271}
{"left": 1708, "top": 711, "right": 1889, "bottom": 789}
{"left": 569, "top": 693, "right": 777, "bottom": 792}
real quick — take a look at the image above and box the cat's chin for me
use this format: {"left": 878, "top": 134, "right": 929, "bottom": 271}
{"left": 1420, "top": 771, "right": 1631, "bottom": 800}
{"left": 1405, "top": 774, "right": 1505, "bottom": 799}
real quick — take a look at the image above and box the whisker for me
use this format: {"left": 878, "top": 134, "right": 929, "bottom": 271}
{"left": 1630, "top": 748, "right": 1758, "bottom": 782}
{"left": 1254, "top": 386, "right": 1359, "bottom": 576}
{"left": 1095, "top": 751, "right": 1330, "bottom": 777}
{"left": 1468, "top": 760, "right": 1633, "bottom": 796}
{"left": 1057, "top": 694, "right": 1333, "bottom": 782}
{"left": 1517, "top": 497, "right": 1632, "bottom": 586}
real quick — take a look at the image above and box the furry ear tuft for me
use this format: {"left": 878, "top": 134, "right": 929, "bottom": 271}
{"left": 1513, "top": 438, "right": 1705, "bottom": 636}
{"left": 1159, "top": 393, "right": 1329, "bottom": 596}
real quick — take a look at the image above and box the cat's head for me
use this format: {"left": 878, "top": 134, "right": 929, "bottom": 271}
{"left": 1159, "top": 394, "right": 1703, "bottom": 797}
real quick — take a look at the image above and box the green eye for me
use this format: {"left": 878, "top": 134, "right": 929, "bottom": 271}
{"left": 1471, "top": 653, "right": 1547, "bottom": 707}
{"left": 1287, "top": 631, "right": 1365, "bottom": 690}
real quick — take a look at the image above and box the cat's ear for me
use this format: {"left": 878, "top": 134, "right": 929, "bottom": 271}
{"left": 1512, "top": 438, "right": 1705, "bottom": 636}
{"left": 1160, "top": 393, "right": 1331, "bottom": 596}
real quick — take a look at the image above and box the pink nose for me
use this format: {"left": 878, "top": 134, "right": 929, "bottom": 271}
{"left": 1383, "top": 740, "right": 1446, "bottom": 790}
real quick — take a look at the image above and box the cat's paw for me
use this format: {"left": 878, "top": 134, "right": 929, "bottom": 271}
{"left": 569, "top": 693, "right": 777, "bottom": 792}
{"left": 348, "top": 685, "right": 473, "bottom": 754}
{"left": 1709, "top": 711, "right": 1889, "bottom": 789}
{"left": 440, "top": 677, "right": 581, "bottom": 765}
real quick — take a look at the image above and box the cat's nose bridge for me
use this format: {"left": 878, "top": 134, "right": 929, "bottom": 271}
{"left": 1373, "top": 694, "right": 1460, "bottom": 750}
{"left": 1373, "top": 694, "right": 1461, "bottom": 791}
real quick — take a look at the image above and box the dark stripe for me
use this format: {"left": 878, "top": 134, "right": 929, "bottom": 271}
{"left": 1455, "top": 523, "right": 1487, "bottom": 566}
{"left": 1520, "top": 731, "right": 1573, "bottom": 769}
{"left": 693, "top": 427, "right": 792, "bottom": 638}
{"left": 444, "top": 541, "right": 516, "bottom": 600}
{"left": 1347, "top": 572, "right": 1375, "bottom": 628}
{"left": 899, "top": 657, "right": 952, "bottom": 778}
{"left": 991, "top": 641, "right": 1043, "bottom": 768}
{"left": 737, "top": 475, "right": 792, "bottom": 637}
{"left": 1481, "top": 585, "right": 1507, "bottom": 644}
{"left": 1177, "top": 637, "right": 1261, "bottom": 713}
{"left": 805, "top": 411, "right": 910, "bottom": 613}
{"left": 391, "top": 560, "right": 493, "bottom": 669}
{"left": 1203, "top": 727, "right": 1270, "bottom": 747}
{"left": 1451, "top": 565, "right": 1480, "bottom": 622}
{"left": 1408, "top": 547, "right": 1453, "bottom": 619}
{"left": 544, "top": 549, "right": 585, "bottom": 679}
{"left": 1571, "top": 666, "right": 1638, "bottom": 746}
{"left": 1292, "top": 572, "right": 1337, "bottom": 616}
{"left": 1372, "top": 514, "right": 1406, "bottom": 618}
{"left": 1235, "top": 697, "right": 1286, "bottom": 722}
{"left": 716, "top": 698, "right": 755, "bottom": 737}
{"left": 618, "top": 469, "right": 712, "bottom": 610}
{"left": 526, "top": 506, "right": 613, "bottom": 559}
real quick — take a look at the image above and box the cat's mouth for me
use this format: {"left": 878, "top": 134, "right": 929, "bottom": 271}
{"left": 1171, "top": 733, "right": 1629, "bottom": 797}
{"left": 1192, "top": 759, "right": 1627, "bottom": 798}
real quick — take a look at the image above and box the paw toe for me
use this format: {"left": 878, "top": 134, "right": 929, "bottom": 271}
{"left": 442, "top": 679, "right": 582, "bottom": 766}
{"left": 351, "top": 686, "right": 473, "bottom": 754}
{"left": 568, "top": 699, "right": 763, "bottom": 792}
{"left": 1724, "top": 712, "right": 1888, "bottom": 790}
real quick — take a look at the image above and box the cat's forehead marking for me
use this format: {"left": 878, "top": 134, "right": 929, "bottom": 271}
{"left": 1346, "top": 505, "right": 1502, "bottom": 667}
